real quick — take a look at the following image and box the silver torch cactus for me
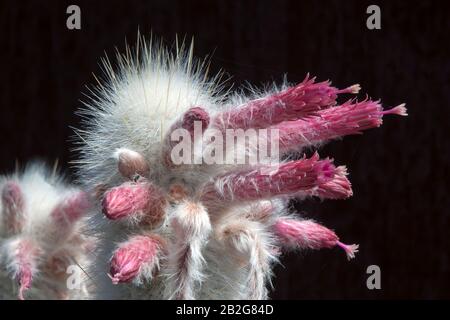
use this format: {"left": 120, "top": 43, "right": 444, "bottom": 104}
{"left": 0, "top": 162, "right": 93, "bottom": 299}
{"left": 67, "top": 36, "right": 405, "bottom": 300}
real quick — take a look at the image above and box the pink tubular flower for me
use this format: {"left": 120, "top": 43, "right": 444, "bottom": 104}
{"left": 273, "top": 218, "right": 359, "bottom": 260}
{"left": 109, "top": 235, "right": 162, "bottom": 284}
{"left": 1, "top": 181, "right": 25, "bottom": 234}
{"left": 102, "top": 181, "right": 166, "bottom": 225}
{"left": 213, "top": 75, "right": 360, "bottom": 130}
{"left": 202, "top": 153, "right": 337, "bottom": 202}
{"left": 277, "top": 100, "right": 407, "bottom": 153}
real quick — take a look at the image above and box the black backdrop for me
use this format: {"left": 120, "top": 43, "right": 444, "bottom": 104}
{"left": 0, "top": 0, "right": 448, "bottom": 299}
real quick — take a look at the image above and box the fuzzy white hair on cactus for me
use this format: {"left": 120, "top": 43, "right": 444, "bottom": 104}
{"left": 73, "top": 35, "right": 407, "bottom": 300}
{"left": 0, "top": 162, "right": 93, "bottom": 300}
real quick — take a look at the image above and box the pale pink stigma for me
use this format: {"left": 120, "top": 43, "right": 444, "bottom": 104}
{"left": 109, "top": 235, "right": 160, "bottom": 284}
{"left": 337, "top": 84, "right": 361, "bottom": 94}
{"left": 381, "top": 103, "right": 408, "bottom": 116}
{"left": 336, "top": 241, "right": 359, "bottom": 260}
{"left": 1, "top": 181, "right": 25, "bottom": 234}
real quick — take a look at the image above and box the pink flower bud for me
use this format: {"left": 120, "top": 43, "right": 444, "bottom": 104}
{"left": 114, "top": 148, "right": 150, "bottom": 180}
{"left": 336, "top": 242, "right": 360, "bottom": 260}
{"left": 109, "top": 235, "right": 161, "bottom": 284}
{"left": 163, "top": 106, "right": 210, "bottom": 167}
{"left": 180, "top": 106, "right": 210, "bottom": 133}
{"left": 102, "top": 181, "right": 166, "bottom": 225}
{"left": 2, "top": 181, "right": 25, "bottom": 234}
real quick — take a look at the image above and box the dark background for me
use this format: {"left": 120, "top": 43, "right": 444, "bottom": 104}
{"left": 0, "top": 0, "right": 448, "bottom": 299}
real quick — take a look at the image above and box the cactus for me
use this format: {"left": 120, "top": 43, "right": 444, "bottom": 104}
{"left": 69, "top": 36, "right": 407, "bottom": 300}
{"left": 0, "top": 162, "right": 93, "bottom": 299}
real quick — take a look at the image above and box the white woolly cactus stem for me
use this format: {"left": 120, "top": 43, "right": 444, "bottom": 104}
{"left": 218, "top": 219, "right": 275, "bottom": 300}
{"left": 166, "top": 200, "right": 211, "bottom": 300}
{"left": 0, "top": 163, "right": 93, "bottom": 300}
{"left": 2, "top": 181, "right": 26, "bottom": 235}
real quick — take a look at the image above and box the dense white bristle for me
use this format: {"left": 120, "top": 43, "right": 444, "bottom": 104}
{"left": 0, "top": 162, "right": 93, "bottom": 299}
